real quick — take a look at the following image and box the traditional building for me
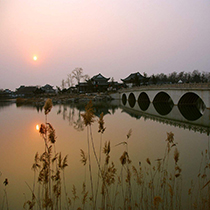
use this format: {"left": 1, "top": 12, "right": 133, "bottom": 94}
{"left": 41, "top": 84, "right": 55, "bottom": 93}
{"left": 121, "top": 72, "right": 148, "bottom": 88}
{"left": 78, "top": 73, "right": 110, "bottom": 92}
{"left": 0, "top": 89, "right": 15, "bottom": 98}
{"left": 16, "top": 85, "right": 38, "bottom": 97}
{"left": 91, "top": 73, "right": 110, "bottom": 91}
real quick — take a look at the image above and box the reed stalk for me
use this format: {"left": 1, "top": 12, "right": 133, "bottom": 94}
{"left": 23, "top": 100, "right": 210, "bottom": 209}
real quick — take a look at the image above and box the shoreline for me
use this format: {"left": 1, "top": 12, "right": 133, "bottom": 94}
{"left": 9, "top": 92, "right": 114, "bottom": 107}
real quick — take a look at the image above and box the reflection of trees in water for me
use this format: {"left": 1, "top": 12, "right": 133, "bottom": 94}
{"left": 73, "top": 112, "right": 84, "bottom": 131}
{"left": 110, "top": 106, "right": 117, "bottom": 115}
{"left": 14, "top": 103, "right": 44, "bottom": 113}
{"left": 0, "top": 101, "right": 14, "bottom": 110}
{"left": 57, "top": 102, "right": 119, "bottom": 131}
{"left": 57, "top": 105, "right": 85, "bottom": 131}
{"left": 35, "top": 106, "right": 43, "bottom": 113}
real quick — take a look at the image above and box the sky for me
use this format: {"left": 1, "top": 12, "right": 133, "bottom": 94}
{"left": 1, "top": 0, "right": 210, "bottom": 91}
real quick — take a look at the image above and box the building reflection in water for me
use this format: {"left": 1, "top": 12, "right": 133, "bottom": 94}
{"left": 120, "top": 97, "right": 210, "bottom": 135}
{"left": 11, "top": 98, "right": 210, "bottom": 136}
{"left": 54, "top": 99, "right": 210, "bottom": 135}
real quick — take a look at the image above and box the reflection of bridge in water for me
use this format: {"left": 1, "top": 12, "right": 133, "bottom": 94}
{"left": 111, "top": 84, "right": 210, "bottom": 135}
{"left": 56, "top": 99, "right": 210, "bottom": 135}
{"left": 120, "top": 102, "right": 210, "bottom": 135}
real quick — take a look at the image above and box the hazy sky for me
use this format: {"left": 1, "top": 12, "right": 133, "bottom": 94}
{"left": 1, "top": 0, "right": 210, "bottom": 90}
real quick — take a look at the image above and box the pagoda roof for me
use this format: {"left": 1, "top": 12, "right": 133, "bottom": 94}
{"left": 16, "top": 86, "right": 37, "bottom": 93}
{"left": 42, "top": 84, "right": 54, "bottom": 89}
{"left": 121, "top": 72, "right": 145, "bottom": 82}
{"left": 91, "top": 73, "right": 110, "bottom": 81}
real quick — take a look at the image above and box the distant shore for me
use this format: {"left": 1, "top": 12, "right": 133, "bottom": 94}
{"left": 13, "top": 92, "right": 114, "bottom": 107}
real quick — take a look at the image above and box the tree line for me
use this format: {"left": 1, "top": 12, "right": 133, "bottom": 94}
{"left": 60, "top": 68, "right": 210, "bottom": 91}
{"left": 149, "top": 70, "right": 210, "bottom": 85}
{"left": 60, "top": 67, "right": 89, "bottom": 90}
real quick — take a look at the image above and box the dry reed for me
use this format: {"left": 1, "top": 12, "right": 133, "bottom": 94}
{"left": 21, "top": 100, "right": 210, "bottom": 210}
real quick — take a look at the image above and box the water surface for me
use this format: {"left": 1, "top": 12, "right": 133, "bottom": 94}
{"left": 0, "top": 100, "right": 209, "bottom": 209}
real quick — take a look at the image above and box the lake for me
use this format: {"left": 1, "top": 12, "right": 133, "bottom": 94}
{"left": 0, "top": 99, "right": 209, "bottom": 209}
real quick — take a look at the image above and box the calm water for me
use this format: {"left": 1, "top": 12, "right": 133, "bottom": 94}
{"left": 0, "top": 100, "right": 209, "bottom": 209}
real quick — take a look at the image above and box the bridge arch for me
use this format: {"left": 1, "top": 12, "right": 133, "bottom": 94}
{"left": 128, "top": 93, "right": 136, "bottom": 108}
{"left": 152, "top": 92, "right": 174, "bottom": 115}
{"left": 178, "top": 92, "right": 205, "bottom": 107}
{"left": 138, "top": 92, "right": 150, "bottom": 111}
{"left": 122, "top": 93, "right": 127, "bottom": 105}
{"left": 178, "top": 92, "right": 206, "bottom": 121}
{"left": 152, "top": 91, "right": 174, "bottom": 104}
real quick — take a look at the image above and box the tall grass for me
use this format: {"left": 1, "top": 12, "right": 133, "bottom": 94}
{"left": 24, "top": 99, "right": 69, "bottom": 210}
{"left": 79, "top": 101, "right": 183, "bottom": 210}
{"left": 1, "top": 178, "right": 9, "bottom": 210}
{"left": 188, "top": 149, "right": 210, "bottom": 209}
{"left": 21, "top": 99, "right": 210, "bottom": 210}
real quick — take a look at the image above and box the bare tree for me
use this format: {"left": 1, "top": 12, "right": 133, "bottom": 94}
{"left": 66, "top": 73, "right": 74, "bottom": 88}
{"left": 61, "top": 79, "right": 65, "bottom": 90}
{"left": 72, "top": 67, "right": 84, "bottom": 85}
{"left": 83, "top": 74, "right": 90, "bottom": 82}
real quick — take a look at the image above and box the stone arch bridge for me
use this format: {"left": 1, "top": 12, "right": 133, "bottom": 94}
{"left": 118, "top": 83, "right": 210, "bottom": 109}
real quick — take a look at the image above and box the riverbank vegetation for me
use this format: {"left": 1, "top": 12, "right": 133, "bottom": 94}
{"left": 150, "top": 70, "right": 210, "bottom": 85}
{"left": 1, "top": 99, "right": 210, "bottom": 209}
{"left": 1, "top": 69, "right": 210, "bottom": 101}
{"left": 15, "top": 92, "right": 113, "bottom": 107}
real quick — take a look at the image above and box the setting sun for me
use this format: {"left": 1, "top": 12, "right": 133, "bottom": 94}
{"left": 36, "top": 124, "right": 39, "bottom": 131}
{"left": 33, "top": 56, "right": 37, "bottom": 61}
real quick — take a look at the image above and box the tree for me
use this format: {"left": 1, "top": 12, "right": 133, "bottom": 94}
{"left": 110, "top": 77, "right": 114, "bottom": 88}
{"left": 143, "top": 72, "right": 148, "bottom": 85}
{"left": 72, "top": 67, "right": 84, "bottom": 85}
{"left": 185, "top": 72, "right": 191, "bottom": 83}
{"left": 86, "top": 79, "right": 94, "bottom": 92}
{"left": 83, "top": 74, "right": 90, "bottom": 82}
{"left": 159, "top": 73, "right": 167, "bottom": 84}
{"left": 61, "top": 79, "right": 66, "bottom": 90}
{"left": 168, "top": 72, "right": 178, "bottom": 84}
{"left": 150, "top": 74, "right": 157, "bottom": 85}
{"left": 201, "top": 72, "right": 208, "bottom": 83}
{"left": 143, "top": 72, "right": 147, "bottom": 78}
{"left": 56, "top": 86, "right": 62, "bottom": 94}
{"left": 66, "top": 73, "right": 74, "bottom": 88}
{"left": 207, "top": 72, "right": 210, "bottom": 83}
{"left": 178, "top": 71, "right": 184, "bottom": 81}
{"left": 192, "top": 70, "right": 201, "bottom": 83}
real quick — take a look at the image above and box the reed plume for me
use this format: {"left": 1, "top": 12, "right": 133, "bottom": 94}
{"left": 44, "top": 98, "right": 53, "bottom": 115}
{"left": 81, "top": 100, "right": 95, "bottom": 126}
{"left": 98, "top": 112, "right": 106, "bottom": 133}
{"left": 26, "top": 98, "right": 70, "bottom": 210}
{"left": 174, "top": 147, "right": 179, "bottom": 164}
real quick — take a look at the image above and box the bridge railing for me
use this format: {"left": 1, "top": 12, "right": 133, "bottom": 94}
{"left": 119, "top": 83, "right": 210, "bottom": 92}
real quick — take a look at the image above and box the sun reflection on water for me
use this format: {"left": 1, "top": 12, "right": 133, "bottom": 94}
{"left": 36, "top": 124, "right": 39, "bottom": 131}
